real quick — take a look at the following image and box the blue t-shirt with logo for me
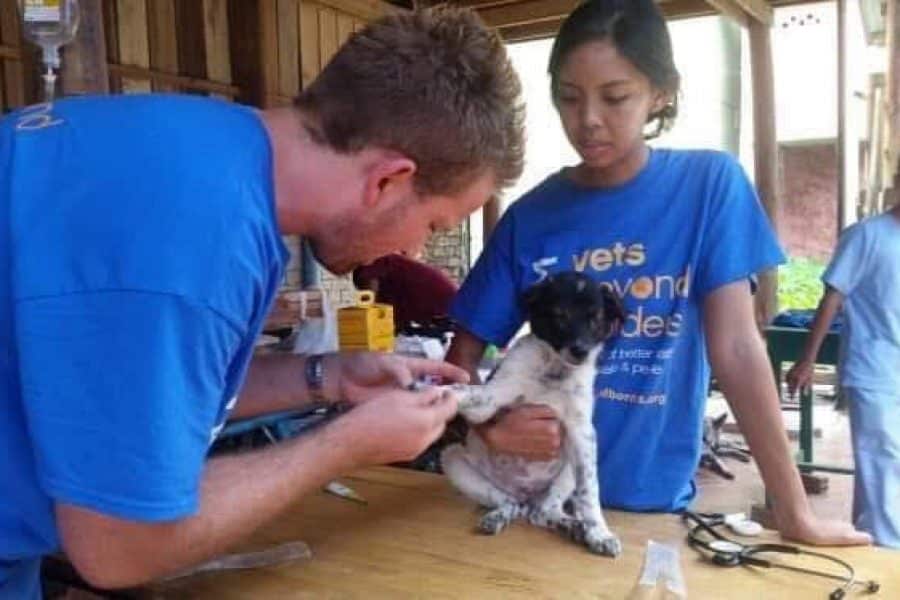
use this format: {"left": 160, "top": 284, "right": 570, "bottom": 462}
{"left": 0, "top": 95, "right": 287, "bottom": 598}
{"left": 451, "top": 149, "right": 785, "bottom": 512}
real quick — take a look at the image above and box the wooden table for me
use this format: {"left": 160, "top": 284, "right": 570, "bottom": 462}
{"left": 142, "top": 467, "right": 898, "bottom": 599}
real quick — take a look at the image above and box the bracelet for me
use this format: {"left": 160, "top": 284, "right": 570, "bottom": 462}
{"left": 305, "top": 354, "right": 326, "bottom": 402}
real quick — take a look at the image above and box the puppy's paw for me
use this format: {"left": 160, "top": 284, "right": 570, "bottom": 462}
{"left": 583, "top": 529, "right": 622, "bottom": 557}
{"left": 478, "top": 509, "right": 512, "bottom": 535}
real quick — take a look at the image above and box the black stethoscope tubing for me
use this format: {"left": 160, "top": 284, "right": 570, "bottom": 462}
{"left": 682, "top": 511, "right": 879, "bottom": 599}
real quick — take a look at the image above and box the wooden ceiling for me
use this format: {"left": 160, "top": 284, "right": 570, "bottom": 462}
{"left": 439, "top": 0, "right": 826, "bottom": 42}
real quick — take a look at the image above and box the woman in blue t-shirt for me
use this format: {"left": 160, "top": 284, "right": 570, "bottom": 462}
{"left": 446, "top": 0, "right": 870, "bottom": 546}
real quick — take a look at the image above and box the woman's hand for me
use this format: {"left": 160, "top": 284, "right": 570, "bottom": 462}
{"left": 475, "top": 404, "right": 563, "bottom": 462}
{"left": 776, "top": 509, "right": 872, "bottom": 546}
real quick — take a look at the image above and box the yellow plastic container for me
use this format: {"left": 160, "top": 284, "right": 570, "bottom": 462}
{"left": 338, "top": 291, "right": 395, "bottom": 352}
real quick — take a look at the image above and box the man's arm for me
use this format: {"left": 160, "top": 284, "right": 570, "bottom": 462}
{"left": 56, "top": 387, "right": 457, "bottom": 590}
{"left": 233, "top": 352, "right": 469, "bottom": 419}
{"left": 785, "top": 287, "right": 844, "bottom": 396}
{"left": 704, "top": 280, "right": 869, "bottom": 546}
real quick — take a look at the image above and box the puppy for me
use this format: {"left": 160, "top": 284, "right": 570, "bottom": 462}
{"left": 441, "top": 272, "right": 625, "bottom": 556}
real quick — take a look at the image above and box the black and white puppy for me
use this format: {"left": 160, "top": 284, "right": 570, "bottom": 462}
{"left": 441, "top": 272, "right": 625, "bottom": 556}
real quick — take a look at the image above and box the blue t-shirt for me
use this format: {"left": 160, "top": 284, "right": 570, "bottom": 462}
{"left": 823, "top": 213, "right": 900, "bottom": 392}
{"left": 451, "top": 149, "right": 785, "bottom": 512}
{"left": 0, "top": 95, "right": 288, "bottom": 597}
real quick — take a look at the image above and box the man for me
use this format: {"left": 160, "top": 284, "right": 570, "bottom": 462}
{"left": 0, "top": 7, "right": 524, "bottom": 596}
{"left": 352, "top": 253, "right": 458, "bottom": 334}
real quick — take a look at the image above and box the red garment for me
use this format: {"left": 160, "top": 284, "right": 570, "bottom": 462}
{"left": 352, "top": 255, "right": 458, "bottom": 331}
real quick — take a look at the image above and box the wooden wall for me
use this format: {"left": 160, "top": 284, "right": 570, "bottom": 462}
{"left": 0, "top": 0, "right": 393, "bottom": 113}
{"left": 0, "top": 1, "right": 39, "bottom": 113}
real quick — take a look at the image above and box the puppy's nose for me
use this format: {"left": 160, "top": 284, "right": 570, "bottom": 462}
{"left": 569, "top": 345, "right": 588, "bottom": 361}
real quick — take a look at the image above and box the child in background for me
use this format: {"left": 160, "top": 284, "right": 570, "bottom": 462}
{"left": 787, "top": 201, "right": 900, "bottom": 548}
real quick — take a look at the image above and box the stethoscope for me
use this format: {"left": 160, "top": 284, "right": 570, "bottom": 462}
{"left": 682, "top": 511, "right": 880, "bottom": 600}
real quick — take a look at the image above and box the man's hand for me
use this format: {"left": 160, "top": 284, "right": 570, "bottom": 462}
{"left": 475, "top": 404, "right": 562, "bottom": 462}
{"left": 785, "top": 359, "right": 814, "bottom": 397}
{"left": 776, "top": 510, "right": 872, "bottom": 546}
{"left": 326, "top": 352, "right": 469, "bottom": 404}
{"left": 336, "top": 386, "right": 459, "bottom": 466}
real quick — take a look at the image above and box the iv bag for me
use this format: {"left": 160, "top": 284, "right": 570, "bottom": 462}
{"left": 19, "top": 0, "right": 80, "bottom": 69}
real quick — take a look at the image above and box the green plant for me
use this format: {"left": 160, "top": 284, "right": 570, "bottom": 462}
{"left": 778, "top": 257, "right": 827, "bottom": 310}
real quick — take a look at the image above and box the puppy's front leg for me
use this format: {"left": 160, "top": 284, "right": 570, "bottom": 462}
{"left": 440, "top": 382, "right": 523, "bottom": 425}
{"left": 566, "top": 423, "right": 621, "bottom": 557}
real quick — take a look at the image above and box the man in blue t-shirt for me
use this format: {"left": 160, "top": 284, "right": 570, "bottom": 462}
{"left": 0, "top": 9, "right": 525, "bottom": 597}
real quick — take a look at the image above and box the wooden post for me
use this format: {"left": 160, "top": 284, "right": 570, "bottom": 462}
{"left": 61, "top": 0, "right": 108, "bottom": 96}
{"left": 748, "top": 18, "right": 779, "bottom": 328}
{"left": 482, "top": 196, "right": 500, "bottom": 241}
{"left": 228, "top": 0, "right": 277, "bottom": 107}
{"left": 884, "top": 0, "right": 900, "bottom": 193}
{"left": 837, "top": 0, "right": 848, "bottom": 227}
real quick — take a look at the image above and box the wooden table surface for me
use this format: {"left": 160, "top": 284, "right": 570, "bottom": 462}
{"left": 142, "top": 467, "right": 898, "bottom": 599}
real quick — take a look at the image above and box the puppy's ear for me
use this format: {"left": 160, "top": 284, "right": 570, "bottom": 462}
{"left": 521, "top": 279, "right": 547, "bottom": 317}
{"left": 600, "top": 287, "right": 626, "bottom": 336}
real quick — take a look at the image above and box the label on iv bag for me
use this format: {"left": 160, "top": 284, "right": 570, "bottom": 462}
{"left": 24, "top": 0, "right": 61, "bottom": 22}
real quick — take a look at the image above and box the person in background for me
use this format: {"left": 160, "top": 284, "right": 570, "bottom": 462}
{"left": 445, "top": 0, "right": 869, "bottom": 546}
{"left": 787, "top": 200, "right": 900, "bottom": 548}
{"left": 0, "top": 7, "right": 524, "bottom": 596}
{"left": 353, "top": 253, "right": 459, "bottom": 334}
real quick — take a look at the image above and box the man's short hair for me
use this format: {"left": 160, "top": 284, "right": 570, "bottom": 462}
{"left": 295, "top": 7, "right": 525, "bottom": 196}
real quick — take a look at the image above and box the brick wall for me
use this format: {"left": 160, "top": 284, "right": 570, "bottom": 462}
{"left": 305, "top": 217, "right": 471, "bottom": 309}
{"left": 423, "top": 219, "right": 470, "bottom": 284}
{"left": 779, "top": 142, "right": 839, "bottom": 262}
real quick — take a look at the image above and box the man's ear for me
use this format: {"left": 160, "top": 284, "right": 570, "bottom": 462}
{"left": 362, "top": 156, "right": 417, "bottom": 208}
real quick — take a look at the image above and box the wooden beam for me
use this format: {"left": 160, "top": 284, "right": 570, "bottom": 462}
{"left": 837, "top": 0, "right": 848, "bottom": 227}
{"left": 495, "top": 0, "right": 717, "bottom": 42}
{"left": 0, "top": 0, "right": 25, "bottom": 108}
{"left": 318, "top": 6, "right": 339, "bottom": 68}
{"left": 176, "top": 0, "right": 209, "bottom": 88}
{"left": 203, "top": 0, "right": 232, "bottom": 98}
{"left": 277, "top": 0, "right": 301, "bottom": 97}
{"left": 312, "top": 0, "right": 394, "bottom": 21}
{"left": 704, "top": 0, "right": 771, "bottom": 26}
{"left": 482, "top": 196, "right": 500, "bottom": 241}
{"left": 478, "top": 0, "right": 576, "bottom": 29}
{"left": 116, "top": 0, "right": 152, "bottom": 93}
{"left": 299, "top": 0, "right": 319, "bottom": 89}
{"left": 499, "top": 18, "right": 562, "bottom": 42}
{"left": 228, "top": 0, "right": 276, "bottom": 107}
{"left": 107, "top": 62, "right": 240, "bottom": 96}
{"left": 884, "top": 0, "right": 900, "bottom": 188}
{"left": 147, "top": 0, "right": 179, "bottom": 92}
{"left": 61, "top": 0, "right": 109, "bottom": 95}
{"left": 749, "top": 18, "right": 780, "bottom": 326}
{"left": 102, "top": 0, "right": 121, "bottom": 92}
{"left": 0, "top": 44, "right": 19, "bottom": 60}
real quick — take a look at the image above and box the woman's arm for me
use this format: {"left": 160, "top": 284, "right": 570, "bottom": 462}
{"left": 704, "top": 280, "right": 870, "bottom": 546}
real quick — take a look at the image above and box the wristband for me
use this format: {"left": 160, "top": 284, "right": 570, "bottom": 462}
{"left": 305, "top": 354, "right": 326, "bottom": 402}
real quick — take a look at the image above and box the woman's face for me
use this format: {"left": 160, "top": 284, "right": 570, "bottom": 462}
{"left": 555, "top": 39, "right": 667, "bottom": 185}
